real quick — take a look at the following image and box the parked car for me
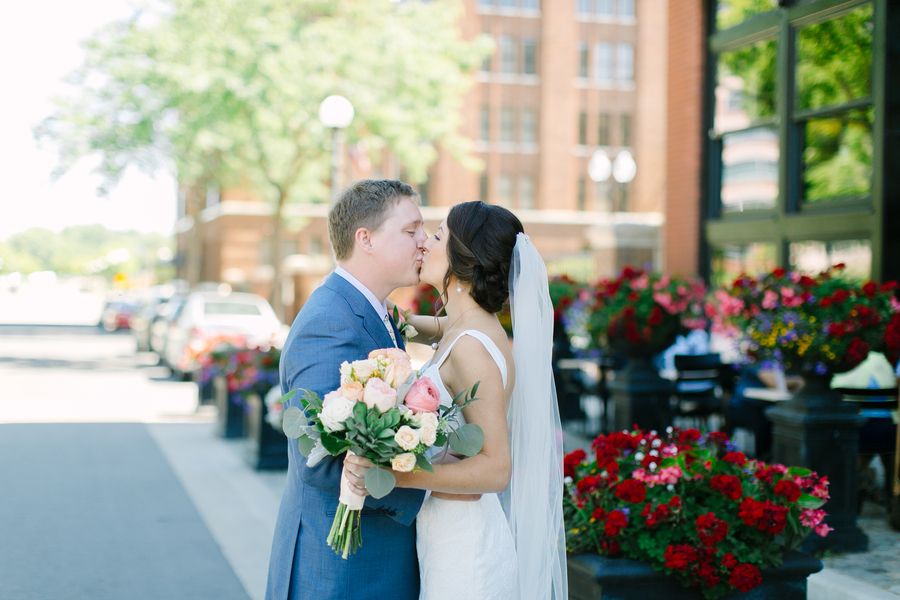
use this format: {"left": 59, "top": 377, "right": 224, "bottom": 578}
{"left": 100, "top": 300, "right": 138, "bottom": 332}
{"left": 131, "top": 296, "right": 170, "bottom": 352}
{"left": 163, "top": 291, "right": 282, "bottom": 379}
{"left": 149, "top": 295, "right": 187, "bottom": 362}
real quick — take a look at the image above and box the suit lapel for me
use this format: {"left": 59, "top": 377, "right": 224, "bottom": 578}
{"left": 323, "top": 272, "right": 395, "bottom": 349}
{"left": 388, "top": 312, "right": 405, "bottom": 350}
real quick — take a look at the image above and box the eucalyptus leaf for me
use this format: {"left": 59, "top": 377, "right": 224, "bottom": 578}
{"left": 282, "top": 406, "right": 308, "bottom": 439}
{"left": 415, "top": 453, "right": 434, "bottom": 473}
{"left": 449, "top": 423, "right": 484, "bottom": 457}
{"left": 365, "top": 467, "right": 396, "bottom": 499}
{"left": 297, "top": 434, "right": 316, "bottom": 456}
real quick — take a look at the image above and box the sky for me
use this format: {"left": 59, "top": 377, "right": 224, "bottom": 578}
{"left": 0, "top": 1, "right": 176, "bottom": 241}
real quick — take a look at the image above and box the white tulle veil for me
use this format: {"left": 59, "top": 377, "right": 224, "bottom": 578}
{"left": 500, "top": 233, "right": 568, "bottom": 600}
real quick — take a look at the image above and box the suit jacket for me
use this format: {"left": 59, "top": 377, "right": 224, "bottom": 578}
{"left": 265, "top": 272, "right": 425, "bottom": 600}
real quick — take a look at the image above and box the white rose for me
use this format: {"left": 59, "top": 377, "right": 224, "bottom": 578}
{"left": 320, "top": 392, "right": 355, "bottom": 432}
{"left": 339, "top": 361, "right": 352, "bottom": 384}
{"left": 419, "top": 422, "right": 437, "bottom": 446}
{"left": 394, "top": 425, "right": 421, "bottom": 451}
{"left": 413, "top": 411, "right": 438, "bottom": 430}
{"left": 351, "top": 359, "right": 379, "bottom": 382}
{"left": 391, "top": 452, "right": 417, "bottom": 473}
{"left": 404, "top": 324, "right": 418, "bottom": 340}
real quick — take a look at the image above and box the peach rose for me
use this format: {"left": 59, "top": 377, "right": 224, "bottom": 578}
{"left": 339, "top": 380, "right": 364, "bottom": 402}
{"left": 394, "top": 425, "right": 421, "bottom": 451}
{"left": 418, "top": 422, "right": 437, "bottom": 446}
{"left": 363, "top": 377, "right": 398, "bottom": 413}
{"left": 391, "top": 452, "right": 417, "bottom": 473}
{"left": 369, "top": 348, "right": 413, "bottom": 388}
{"left": 404, "top": 377, "right": 441, "bottom": 413}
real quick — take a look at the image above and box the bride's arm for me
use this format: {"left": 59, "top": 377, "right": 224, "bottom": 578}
{"left": 386, "top": 299, "right": 447, "bottom": 343}
{"left": 397, "top": 337, "right": 512, "bottom": 494}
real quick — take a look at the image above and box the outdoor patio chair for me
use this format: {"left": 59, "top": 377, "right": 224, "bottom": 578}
{"left": 671, "top": 353, "right": 725, "bottom": 430}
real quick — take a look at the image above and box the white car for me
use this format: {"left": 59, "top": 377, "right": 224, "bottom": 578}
{"left": 163, "top": 291, "right": 281, "bottom": 379}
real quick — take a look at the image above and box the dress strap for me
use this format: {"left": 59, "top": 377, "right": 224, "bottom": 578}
{"left": 434, "top": 329, "right": 508, "bottom": 388}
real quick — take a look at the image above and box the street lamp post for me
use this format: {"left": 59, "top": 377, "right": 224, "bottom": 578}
{"left": 318, "top": 95, "right": 355, "bottom": 204}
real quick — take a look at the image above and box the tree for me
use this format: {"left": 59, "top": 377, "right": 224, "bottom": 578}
{"left": 37, "top": 0, "right": 489, "bottom": 316}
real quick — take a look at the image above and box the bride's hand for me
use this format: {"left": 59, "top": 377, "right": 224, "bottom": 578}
{"left": 344, "top": 453, "right": 374, "bottom": 496}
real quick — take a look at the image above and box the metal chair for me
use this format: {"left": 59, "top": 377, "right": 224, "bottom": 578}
{"left": 671, "top": 353, "right": 724, "bottom": 430}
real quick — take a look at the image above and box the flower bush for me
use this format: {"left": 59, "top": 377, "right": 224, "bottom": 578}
{"left": 710, "top": 264, "right": 900, "bottom": 375}
{"left": 564, "top": 428, "right": 831, "bottom": 599}
{"left": 586, "top": 267, "right": 708, "bottom": 356}
{"left": 549, "top": 275, "right": 585, "bottom": 321}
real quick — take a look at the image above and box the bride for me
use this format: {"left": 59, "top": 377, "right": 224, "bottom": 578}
{"left": 344, "top": 201, "right": 567, "bottom": 600}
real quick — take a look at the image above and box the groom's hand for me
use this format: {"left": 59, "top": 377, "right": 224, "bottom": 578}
{"left": 344, "top": 454, "right": 374, "bottom": 496}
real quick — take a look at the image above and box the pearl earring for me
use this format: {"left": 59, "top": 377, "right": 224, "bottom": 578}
{"left": 456, "top": 284, "right": 462, "bottom": 294}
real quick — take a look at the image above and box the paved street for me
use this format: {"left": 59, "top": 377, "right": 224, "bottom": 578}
{"left": 0, "top": 294, "right": 285, "bottom": 600}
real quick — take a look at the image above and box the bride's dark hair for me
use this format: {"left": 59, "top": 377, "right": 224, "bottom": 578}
{"left": 443, "top": 201, "right": 524, "bottom": 314}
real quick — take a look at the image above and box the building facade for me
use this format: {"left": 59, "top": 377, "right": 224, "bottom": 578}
{"left": 175, "top": 0, "right": 669, "bottom": 317}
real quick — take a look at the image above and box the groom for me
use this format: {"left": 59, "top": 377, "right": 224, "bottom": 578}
{"left": 266, "top": 180, "right": 428, "bottom": 600}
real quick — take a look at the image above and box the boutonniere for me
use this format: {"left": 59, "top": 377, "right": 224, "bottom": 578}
{"left": 393, "top": 306, "right": 418, "bottom": 343}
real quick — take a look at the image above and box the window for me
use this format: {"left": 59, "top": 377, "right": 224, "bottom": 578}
{"left": 500, "top": 107, "right": 516, "bottom": 143}
{"left": 596, "top": 0, "right": 613, "bottom": 17}
{"left": 521, "top": 108, "right": 537, "bottom": 144}
{"left": 522, "top": 39, "right": 537, "bottom": 75}
{"left": 789, "top": 239, "right": 872, "bottom": 281}
{"left": 616, "top": 43, "right": 633, "bottom": 83}
{"left": 521, "top": 0, "right": 539, "bottom": 10}
{"left": 480, "top": 106, "right": 491, "bottom": 142}
{"left": 479, "top": 173, "right": 490, "bottom": 202}
{"left": 716, "top": 0, "right": 775, "bottom": 31}
{"left": 616, "top": 182, "right": 630, "bottom": 212}
{"left": 595, "top": 43, "right": 613, "bottom": 84}
{"left": 497, "top": 175, "right": 514, "bottom": 207}
{"left": 620, "top": 114, "right": 632, "bottom": 147}
{"left": 710, "top": 243, "right": 777, "bottom": 286}
{"left": 479, "top": 0, "right": 493, "bottom": 7}
{"left": 597, "top": 113, "right": 611, "bottom": 146}
{"left": 618, "top": 0, "right": 634, "bottom": 18}
{"left": 577, "top": 0, "right": 592, "bottom": 16}
{"left": 578, "top": 42, "right": 589, "bottom": 78}
{"left": 715, "top": 39, "right": 777, "bottom": 131}
{"left": 519, "top": 176, "right": 535, "bottom": 209}
{"left": 578, "top": 112, "right": 588, "bottom": 146}
{"left": 498, "top": 0, "right": 517, "bottom": 7}
{"left": 595, "top": 180, "right": 612, "bottom": 212}
{"left": 802, "top": 109, "right": 873, "bottom": 203}
{"left": 720, "top": 127, "right": 778, "bottom": 212}
{"left": 499, "top": 36, "right": 517, "bottom": 74}
{"left": 577, "top": 177, "right": 586, "bottom": 211}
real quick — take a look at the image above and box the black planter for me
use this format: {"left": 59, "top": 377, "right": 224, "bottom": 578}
{"left": 767, "top": 373, "right": 868, "bottom": 552}
{"left": 610, "top": 355, "right": 674, "bottom": 432}
{"left": 567, "top": 551, "right": 822, "bottom": 600}
{"left": 193, "top": 369, "right": 216, "bottom": 405}
{"left": 244, "top": 392, "right": 288, "bottom": 470}
{"left": 214, "top": 376, "right": 246, "bottom": 439}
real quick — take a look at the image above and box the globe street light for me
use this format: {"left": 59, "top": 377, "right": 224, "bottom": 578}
{"left": 319, "top": 95, "right": 355, "bottom": 204}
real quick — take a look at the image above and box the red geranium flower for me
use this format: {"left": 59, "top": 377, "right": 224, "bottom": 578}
{"left": 696, "top": 512, "right": 729, "bottom": 547}
{"left": 711, "top": 474, "right": 742, "bottom": 501}
{"left": 605, "top": 509, "right": 628, "bottom": 537}
{"left": 774, "top": 479, "right": 802, "bottom": 503}
{"left": 664, "top": 544, "right": 697, "bottom": 571}
{"left": 564, "top": 448, "right": 586, "bottom": 479}
{"left": 722, "top": 451, "right": 747, "bottom": 466}
{"left": 729, "top": 563, "right": 763, "bottom": 593}
{"left": 614, "top": 479, "right": 647, "bottom": 504}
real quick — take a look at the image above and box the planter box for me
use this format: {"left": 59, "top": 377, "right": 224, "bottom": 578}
{"left": 567, "top": 551, "right": 822, "bottom": 600}
{"left": 244, "top": 392, "right": 288, "bottom": 470}
{"left": 193, "top": 369, "right": 216, "bottom": 405}
{"left": 214, "top": 376, "right": 246, "bottom": 439}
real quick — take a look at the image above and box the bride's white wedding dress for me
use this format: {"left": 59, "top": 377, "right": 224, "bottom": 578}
{"left": 416, "top": 330, "right": 518, "bottom": 600}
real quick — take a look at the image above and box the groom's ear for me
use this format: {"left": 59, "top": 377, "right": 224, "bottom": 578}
{"left": 354, "top": 227, "right": 375, "bottom": 254}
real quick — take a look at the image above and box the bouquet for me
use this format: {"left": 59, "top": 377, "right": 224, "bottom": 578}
{"left": 564, "top": 427, "right": 831, "bottom": 599}
{"left": 281, "top": 348, "right": 483, "bottom": 558}
{"left": 710, "top": 264, "right": 900, "bottom": 374}
{"left": 587, "top": 267, "right": 708, "bottom": 356}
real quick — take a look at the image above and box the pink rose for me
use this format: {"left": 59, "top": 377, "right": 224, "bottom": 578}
{"left": 363, "top": 378, "right": 397, "bottom": 413}
{"left": 762, "top": 290, "right": 778, "bottom": 309}
{"left": 404, "top": 376, "right": 441, "bottom": 414}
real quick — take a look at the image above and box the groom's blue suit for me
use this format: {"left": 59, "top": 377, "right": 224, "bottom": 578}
{"left": 266, "top": 272, "right": 425, "bottom": 600}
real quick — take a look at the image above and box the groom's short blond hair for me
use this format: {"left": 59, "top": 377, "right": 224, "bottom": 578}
{"left": 328, "top": 180, "right": 418, "bottom": 260}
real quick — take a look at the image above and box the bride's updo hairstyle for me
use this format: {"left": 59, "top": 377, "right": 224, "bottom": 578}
{"left": 444, "top": 201, "right": 524, "bottom": 314}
